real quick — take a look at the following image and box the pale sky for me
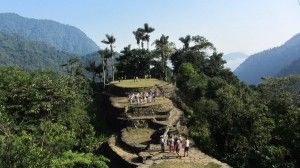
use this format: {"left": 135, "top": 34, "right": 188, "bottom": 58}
{"left": 0, "top": 0, "right": 299, "bottom": 55}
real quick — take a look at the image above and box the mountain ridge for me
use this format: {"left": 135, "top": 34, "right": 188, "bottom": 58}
{"left": 0, "top": 13, "right": 99, "bottom": 55}
{"left": 234, "top": 33, "right": 300, "bottom": 84}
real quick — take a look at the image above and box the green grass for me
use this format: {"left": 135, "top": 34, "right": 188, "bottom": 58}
{"left": 122, "top": 128, "right": 155, "bottom": 144}
{"left": 150, "top": 161, "right": 221, "bottom": 168}
{"left": 111, "top": 79, "right": 165, "bottom": 88}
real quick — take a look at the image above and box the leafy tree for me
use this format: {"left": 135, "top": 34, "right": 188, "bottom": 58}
{"left": 51, "top": 151, "right": 109, "bottom": 168}
{"left": 171, "top": 33, "right": 299, "bottom": 167}
{"left": 85, "top": 60, "right": 98, "bottom": 83}
{"left": 191, "top": 35, "right": 215, "bottom": 51}
{"left": 0, "top": 67, "right": 109, "bottom": 168}
{"left": 116, "top": 47, "right": 153, "bottom": 78}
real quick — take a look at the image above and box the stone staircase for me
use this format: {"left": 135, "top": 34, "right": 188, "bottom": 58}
{"left": 104, "top": 79, "right": 231, "bottom": 168}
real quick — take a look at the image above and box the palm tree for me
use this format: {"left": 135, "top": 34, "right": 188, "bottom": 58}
{"left": 179, "top": 35, "right": 191, "bottom": 50}
{"left": 133, "top": 30, "right": 145, "bottom": 49}
{"left": 102, "top": 34, "right": 116, "bottom": 82}
{"left": 98, "top": 48, "right": 111, "bottom": 87}
{"left": 102, "top": 34, "right": 116, "bottom": 53}
{"left": 154, "top": 34, "right": 175, "bottom": 81}
{"left": 139, "top": 23, "right": 155, "bottom": 50}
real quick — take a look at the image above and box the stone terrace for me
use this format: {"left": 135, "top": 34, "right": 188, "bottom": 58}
{"left": 104, "top": 79, "right": 230, "bottom": 168}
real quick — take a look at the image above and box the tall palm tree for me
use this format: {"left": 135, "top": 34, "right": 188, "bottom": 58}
{"left": 154, "top": 34, "right": 175, "bottom": 81}
{"left": 98, "top": 48, "right": 111, "bottom": 87}
{"left": 133, "top": 30, "right": 145, "bottom": 49}
{"left": 102, "top": 34, "right": 116, "bottom": 82}
{"left": 102, "top": 34, "right": 116, "bottom": 53}
{"left": 139, "top": 23, "right": 155, "bottom": 50}
{"left": 179, "top": 35, "right": 191, "bottom": 50}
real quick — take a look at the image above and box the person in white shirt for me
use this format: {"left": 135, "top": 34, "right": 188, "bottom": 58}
{"left": 160, "top": 135, "right": 166, "bottom": 152}
{"left": 184, "top": 137, "right": 190, "bottom": 157}
{"left": 136, "top": 92, "right": 140, "bottom": 104}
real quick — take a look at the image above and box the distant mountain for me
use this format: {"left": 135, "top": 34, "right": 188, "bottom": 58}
{"left": 234, "top": 34, "right": 300, "bottom": 84}
{"left": 223, "top": 52, "right": 248, "bottom": 71}
{"left": 0, "top": 13, "right": 99, "bottom": 55}
{"left": 81, "top": 51, "right": 120, "bottom": 68}
{"left": 0, "top": 31, "right": 74, "bottom": 71}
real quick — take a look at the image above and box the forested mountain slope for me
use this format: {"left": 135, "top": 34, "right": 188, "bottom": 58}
{"left": 0, "top": 13, "right": 99, "bottom": 55}
{"left": 0, "top": 31, "right": 74, "bottom": 71}
{"left": 234, "top": 33, "right": 300, "bottom": 84}
{"left": 278, "top": 56, "right": 300, "bottom": 76}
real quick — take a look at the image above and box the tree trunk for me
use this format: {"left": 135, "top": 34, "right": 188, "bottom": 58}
{"left": 147, "top": 40, "right": 149, "bottom": 50}
{"left": 162, "top": 54, "right": 167, "bottom": 81}
{"left": 92, "top": 72, "right": 95, "bottom": 84}
{"left": 112, "top": 64, "right": 115, "bottom": 81}
{"left": 102, "top": 56, "right": 106, "bottom": 88}
{"left": 164, "top": 60, "right": 167, "bottom": 81}
{"left": 110, "top": 44, "right": 113, "bottom": 54}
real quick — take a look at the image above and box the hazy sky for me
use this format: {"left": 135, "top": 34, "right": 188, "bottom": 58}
{"left": 0, "top": 0, "right": 299, "bottom": 55}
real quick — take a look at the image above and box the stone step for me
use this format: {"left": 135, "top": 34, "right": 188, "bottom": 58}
{"left": 118, "top": 114, "right": 169, "bottom": 120}
{"left": 152, "top": 107, "right": 183, "bottom": 127}
{"left": 137, "top": 147, "right": 232, "bottom": 168}
{"left": 108, "top": 135, "right": 142, "bottom": 167}
{"left": 155, "top": 111, "right": 170, "bottom": 115}
{"left": 109, "top": 94, "right": 174, "bottom": 112}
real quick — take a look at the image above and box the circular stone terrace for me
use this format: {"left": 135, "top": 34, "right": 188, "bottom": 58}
{"left": 106, "top": 79, "right": 231, "bottom": 168}
{"left": 121, "top": 127, "right": 155, "bottom": 151}
{"left": 111, "top": 79, "right": 168, "bottom": 88}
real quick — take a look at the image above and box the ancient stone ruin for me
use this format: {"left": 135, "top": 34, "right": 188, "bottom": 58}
{"left": 103, "top": 79, "right": 230, "bottom": 168}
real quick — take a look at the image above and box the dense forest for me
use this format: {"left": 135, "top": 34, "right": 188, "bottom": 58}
{"left": 0, "top": 65, "right": 109, "bottom": 167}
{"left": 0, "top": 23, "right": 299, "bottom": 168}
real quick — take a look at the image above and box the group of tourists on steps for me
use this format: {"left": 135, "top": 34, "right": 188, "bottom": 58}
{"left": 128, "top": 90, "right": 158, "bottom": 105}
{"left": 160, "top": 134, "right": 190, "bottom": 158}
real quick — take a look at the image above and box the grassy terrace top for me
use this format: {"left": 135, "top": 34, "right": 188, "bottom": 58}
{"left": 149, "top": 161, "right": 221, "bottom": 168}
{"left": 110, "top": 79, "right": 167, "bottom": 88}
{"left": 122, "top": 127, "right": 155, "bottom": 145}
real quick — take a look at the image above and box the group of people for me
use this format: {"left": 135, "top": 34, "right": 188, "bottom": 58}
{"left": 128, "top": 90, "right": 158, "bottom": 105}
{"left": 160, "top": 134, "right": 190, "bottom": 158}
